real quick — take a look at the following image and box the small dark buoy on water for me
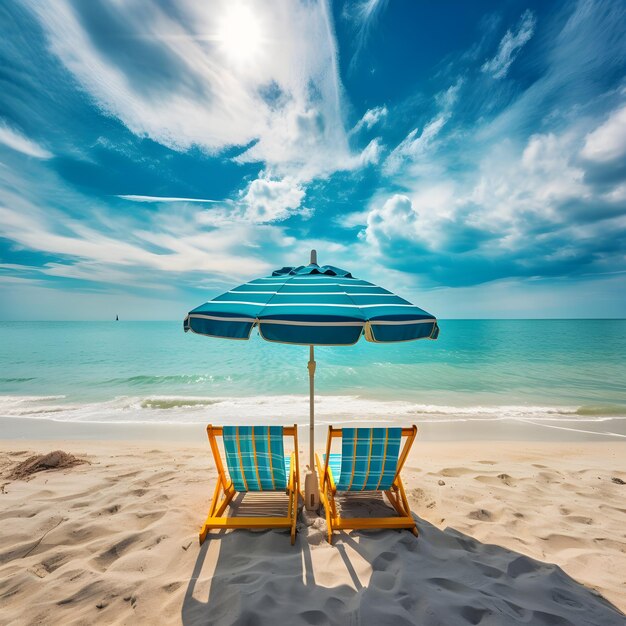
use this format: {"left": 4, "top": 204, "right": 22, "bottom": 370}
{"left": 116, "top": 314, "right": 119, "bottom": 321}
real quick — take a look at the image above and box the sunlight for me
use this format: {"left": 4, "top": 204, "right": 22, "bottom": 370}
{"left": 216, "top": 3, "right": 263, "bottom": 65}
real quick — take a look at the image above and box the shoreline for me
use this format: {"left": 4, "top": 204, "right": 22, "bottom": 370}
{"left": 2, "top": 413, "right": 625, "bottom": 444}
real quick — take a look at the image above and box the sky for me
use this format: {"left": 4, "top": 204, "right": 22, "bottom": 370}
{"left": 0, "top": 0, "right": 625, "bottom": 320}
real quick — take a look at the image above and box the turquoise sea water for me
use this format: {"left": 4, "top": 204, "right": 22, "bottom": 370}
{"left": 1, "top": 321, "right": 625, "bottom": 435}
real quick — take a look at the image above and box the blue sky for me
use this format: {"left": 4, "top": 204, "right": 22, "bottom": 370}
{"left": 0, "top": 0, "right": 625, "bottom": 320}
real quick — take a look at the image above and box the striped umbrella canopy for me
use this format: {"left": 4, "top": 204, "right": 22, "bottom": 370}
{"left": 184, "top": 251, "right": 439, "bottom": 508}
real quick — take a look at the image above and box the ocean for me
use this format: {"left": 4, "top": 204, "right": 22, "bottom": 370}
{"left": 1, "top": 320, "right": 625, "bottom": 438}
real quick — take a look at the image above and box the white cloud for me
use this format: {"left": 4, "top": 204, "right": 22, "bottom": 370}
{"left": 363, "top": 185, "right": 459, "bottom": 252}
{"left": 481, "top": 10, "right": 536, "bottom": 79}
{"left": 351, "top": 106, "right": 387, "bottom": 133}
{"left": 26, "top": 0, "right": 353, "bottom": 180}
{"left": 0, "top": 122, "right": 53, "bottom": 159}
{"left": 580, "top": 103, "right": 626, "bottom": 162}
{"left": 364, "top": 194, "right": 417, "bottom": 245}
{"left": 239, "top": 176, "right": 306, "bottom": 223}
{"left": 364, "top": 124, "right": 611, "bottom": 274}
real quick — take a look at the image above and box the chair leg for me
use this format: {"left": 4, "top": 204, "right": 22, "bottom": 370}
{"left": 290, "top": 487, "right": 297, "bottom": 545}
{"left": 200, "top": 481, "right": 223, "bottom": 544}
{"left": 322, "top": 485, "right": 334, "bottom": 544}
{"left": 289, "top": 470, "right": 298, "bottom": 545}
{"left": 396, "top": 477, "right": 418, "bottom": 537}
{"left": 199, "top": 483, "right": 236, "bottom": 545}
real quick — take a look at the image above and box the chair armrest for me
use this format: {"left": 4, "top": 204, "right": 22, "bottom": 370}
{"left": 288, "top": 452, "right": 298, "bottom": 492}
{"left": 315, "top": 453, "right": 333, "bottom": 490}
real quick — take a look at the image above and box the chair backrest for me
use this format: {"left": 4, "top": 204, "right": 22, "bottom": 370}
{"left": 336, "top": 427, "right": 402, "bottom": 491}
{"left": 222, "top": 426, "right": 287, "bottom": 491}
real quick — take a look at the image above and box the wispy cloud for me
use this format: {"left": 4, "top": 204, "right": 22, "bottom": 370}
{"left": 351, "top": 105, "right": 388, "bottom": 134}
{"left": 481, "top": 10, "right": 536, "bottom": 79}
{"left": 26, "top": 0, "right": 356, "bottom": 181}
{"left": 383, "top": 116, "right": 447, "bottom": 175}
{"left": 118, "top": 195, "right": 224, "bottom": 203}
{"left": 383, "top": 80, "right": 462, "bottom": 175}
{"left": 0, "top": 122, "right": 53, "bottom": 159}
{"left": 344, "top": 0, "right": 389, "bottom": 72}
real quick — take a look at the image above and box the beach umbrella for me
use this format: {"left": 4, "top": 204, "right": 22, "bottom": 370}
{"left": 184, "top": 250, "right": 439, "bottom": 509}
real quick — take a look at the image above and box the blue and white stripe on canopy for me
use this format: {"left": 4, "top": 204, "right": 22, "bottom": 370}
{"left": 184, "top": 263, "right": 439, "bottom": 345}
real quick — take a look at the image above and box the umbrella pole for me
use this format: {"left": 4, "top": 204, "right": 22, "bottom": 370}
{"left": 304, "top": 344, "right": 320, "bottom": 510}
{"left": 308, "top": 344, "right": 316, "bottom": 470}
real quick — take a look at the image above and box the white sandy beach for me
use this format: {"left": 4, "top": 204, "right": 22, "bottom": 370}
{"left": 0, "top": 437, "right": 624, "bottom": 625}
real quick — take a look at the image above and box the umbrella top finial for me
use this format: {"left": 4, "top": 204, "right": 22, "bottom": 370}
{"left": 310, "top": 249, "right": 317, "bottom": 265}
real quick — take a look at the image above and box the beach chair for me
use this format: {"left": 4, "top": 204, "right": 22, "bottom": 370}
{"left": 199, "top": 425, "right": 300, "bottom": 545}
{"left": 316, "top": 425, "right": 418, "bottom": 544}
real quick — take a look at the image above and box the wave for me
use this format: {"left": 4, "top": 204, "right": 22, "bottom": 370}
{"left": 98, "top": 374, "right": 225, "bottom": 386}
{"left": 140, "top": 398, "right": 223, "bottom": 409}
{"left": 573, "top": 405, "right": 626, "bottom": 417}
{"left": 0, "top": 377, "right": 36, "bottom": 383}
{"left": 1, "top": 394, "right": 625, "bottom": 426}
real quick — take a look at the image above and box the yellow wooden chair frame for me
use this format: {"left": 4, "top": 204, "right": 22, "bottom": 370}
{"left": 199, "top": 424, "right": 300, "bottom": 545}
{"left": 316, "top": 425, "right": 418, "bottom": 544}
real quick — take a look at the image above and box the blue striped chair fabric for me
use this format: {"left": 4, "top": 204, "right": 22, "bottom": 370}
{"left": 324, "top": 427, "right": 402, "bottom": 491}
{"left": 223, "top": 426, "right": 289, "bottom": 492}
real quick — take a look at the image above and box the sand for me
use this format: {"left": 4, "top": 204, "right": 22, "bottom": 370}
{"left": 0, "top": 439, "right": 624, "bottom": 625}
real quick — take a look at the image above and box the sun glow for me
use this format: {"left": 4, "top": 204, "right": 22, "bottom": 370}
{"left": 216, "top": 4, "right": 263, "bottom": 65}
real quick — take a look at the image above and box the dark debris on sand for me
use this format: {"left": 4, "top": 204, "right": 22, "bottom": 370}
{"left": 7, "top": 450, "right": 86, "bottom": 480}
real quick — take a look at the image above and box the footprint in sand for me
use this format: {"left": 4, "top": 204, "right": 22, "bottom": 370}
{"left": 29, "top": 552, "right": 70, "bottom": 578}
{"left": 460, "top": 606, "right": 489, "bottom": 624}
{"left": 297, "top": 609, "right": 328, "bottom": 625}
{"left": 92, "top": 534, "right": 141, "bottom": 571}
{"left": 410, "top": 487, "right": 427, "bottom": 501}
{"left": 497, "top": 473, "right": 514, "bottom": 486}
{"left": 593, "top": 537, "right": 626, "bottom": 552}
{"left": 439, "top": 467, "right": 473, "bottom": 477}
{"left": 507, "top": 555, "right": 542, "bottom": 578}
{"left": 566, "top": 515, "right": 593, "bottom": 525}
{"left": 371, "top": 570, "right": 396, "bottom": 592}
{"left": 372, "top": 550, "right": 397, "bottom": 571}
{"left": 552, "top": 589, "right": 584, "bottom": 609}
{"left": 475, "top": 563, "right": 503, "bottom": 579}
{"left": 474, "top": 473, "right": 516, "bottom": 487}
{"left": 540, "top": 533, "right": 584, "bottom": 551}
{"left": 468, "top": 509, "right": 493, "bottom": 521}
